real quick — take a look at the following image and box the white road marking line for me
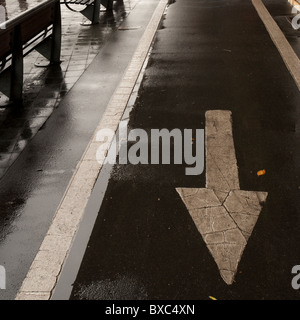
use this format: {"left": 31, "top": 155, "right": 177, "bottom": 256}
{"left": 15, "top": 0, "right": 168, "bottom": 300}
{"left": 252, "top": 0, "right": 300, "bottom": 91}
{"left": 176, "top": 110, "right": 268, "bottom": 285}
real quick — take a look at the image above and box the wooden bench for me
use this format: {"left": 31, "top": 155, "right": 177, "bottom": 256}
{"left": 0, "top": 0, "right": 61, "bottom": 106}
{"left": 61, "top": 0, "right": 114, "bottom": 25}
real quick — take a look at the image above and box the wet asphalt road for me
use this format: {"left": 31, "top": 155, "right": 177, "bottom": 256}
{"left": 59, "top": 0, "right": 300, "bottom": 300}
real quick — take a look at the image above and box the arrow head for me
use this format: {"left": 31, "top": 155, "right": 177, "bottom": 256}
{"left": 176, "top": 187, "right": 268, "bottom": 285}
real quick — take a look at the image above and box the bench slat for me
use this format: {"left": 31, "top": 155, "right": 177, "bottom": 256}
{"left": 63, "top": 0, "right": 93, "bottom": 4}
{"left": 21, "top": 6, "right": 53, "bottom": 44}
{"left": 0, "top": 30, "right": 11, "bottom": 62}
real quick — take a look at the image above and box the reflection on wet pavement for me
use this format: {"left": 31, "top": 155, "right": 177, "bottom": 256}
{"left": 0, "top": 0, "right": 43, "bottom": 21}
{"left": 72, "top": 274, "right": 148, "bottom": 300}
{"left": 0, "top": 0, "right": 137, "bottom": 180}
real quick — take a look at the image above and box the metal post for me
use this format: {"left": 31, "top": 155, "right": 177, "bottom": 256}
{"left": 10, "top": 25, "right": 23, "bottom": 105}
{"left": 100, "top": 0, "right": 113, "bottom": 11}
{"left": 92, "top": 0, "right": 101, "bottom": 24}
{"left": 107, "top": 0, "right": 113, "bottom": 11}
{"left": 50, "top": 1, "right": 62, "bottom": 64}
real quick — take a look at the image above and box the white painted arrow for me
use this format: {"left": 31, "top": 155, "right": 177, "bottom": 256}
{"left": 176, "top": 110, "right": 268, "bottom": 285}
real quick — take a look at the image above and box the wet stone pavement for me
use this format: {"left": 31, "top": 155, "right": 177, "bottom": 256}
{"left": 0, "top": 0, "right": 138, "bottom": 180}
{"left": 0, "top": 0, "right": 44, "bottom": 21}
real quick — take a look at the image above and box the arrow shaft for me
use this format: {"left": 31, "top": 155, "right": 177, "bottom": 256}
{"left": 205, "top": 110, "right": 240, "bottom": 192}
